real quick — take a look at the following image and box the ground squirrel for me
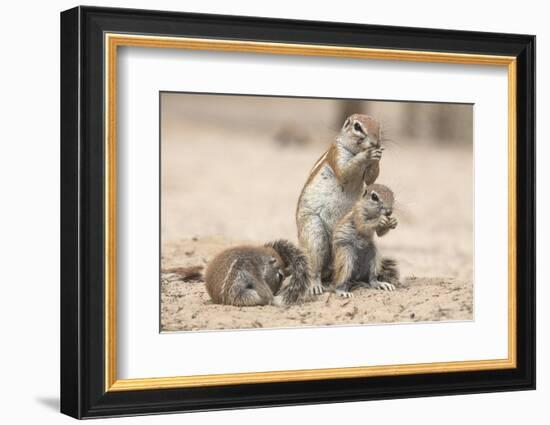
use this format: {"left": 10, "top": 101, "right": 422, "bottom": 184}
{"left": 296, "top": 114, "right": 384, "bottom": 295}
{"left": 331, "top": 183, "right": 399, "bottom": 297}
{"left": 205, "top": 240, "right": 310, "bottom": 306}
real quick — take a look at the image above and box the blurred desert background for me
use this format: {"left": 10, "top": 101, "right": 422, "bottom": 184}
{"left": 160, "top": 93, "right": 473, "bottom": 332}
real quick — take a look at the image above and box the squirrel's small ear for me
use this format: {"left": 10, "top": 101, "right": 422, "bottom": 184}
{"left": 343, "top": 118, "right": 350, "bottom": 129}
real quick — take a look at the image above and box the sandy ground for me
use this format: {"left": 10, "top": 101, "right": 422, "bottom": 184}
{"left": 160, "top": 115, "right": 473, "bottom": 332}
{"left": 161, "top": 237, "right": 472, "bottom": 332}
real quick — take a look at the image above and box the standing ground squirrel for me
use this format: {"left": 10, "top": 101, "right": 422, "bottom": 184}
{"left": 296, "top": 114, "right": 384, "bottom": 295}
{"left": 331, "top": 183, "right": 399, "bottom": 297}
{"left": 205, "top": 240, "right": 310, "bottom": 306}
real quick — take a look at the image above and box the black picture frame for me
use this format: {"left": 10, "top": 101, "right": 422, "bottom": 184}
{"left": 60, "top": 5, "right": 535, "bottom": 419}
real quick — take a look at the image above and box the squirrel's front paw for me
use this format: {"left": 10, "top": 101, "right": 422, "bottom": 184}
{"left": 378, "top": 215, "right": 389, "bottom": 228}
{"left": 378, "top": 216, "right": 397, "bottom": 231}
{"left": 366, "top": 146, "right": 383, "bottom": 161}
{"left": 378, "top": 215, "right": 393, "bottom": 230}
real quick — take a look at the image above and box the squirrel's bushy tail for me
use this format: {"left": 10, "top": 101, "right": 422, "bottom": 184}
{"left": 162, "top": 265, "right": 204, "bottom": 282}
{"left": 264, "top": 239, "right": 311, "bottom": 305}
{"left": 378, "top": 257, "right": 400, "bottom": 285}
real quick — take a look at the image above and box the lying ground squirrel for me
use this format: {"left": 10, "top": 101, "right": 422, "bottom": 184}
{"left": 331, "top": 183, "right": 399, "bottom": 297}
{"left": 205, "top": 240, "right": 310, "bottom": 306}
{"left": 296, "top": 114, "right": 384, "bottom": 295}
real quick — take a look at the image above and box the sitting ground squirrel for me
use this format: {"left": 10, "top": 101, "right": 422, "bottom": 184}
{"left": 205, "top": 240, "right": 310, "bottom": 306}
{"left": 296, "top": 114, "right": 384, "bottom": 296}
{"left": 331, "top": 183, "right": 399, "bottom": 297}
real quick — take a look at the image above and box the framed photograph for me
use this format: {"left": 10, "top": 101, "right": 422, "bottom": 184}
{"left": 60, "top": 6, "right": 535, "bottom": 419}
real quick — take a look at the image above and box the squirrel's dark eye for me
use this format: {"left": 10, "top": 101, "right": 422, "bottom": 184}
{"left": 353, "top": 122, "right": 363, "bottom": 133}
{"left": 371, "top": 192, "right": 379, "bottom": 202}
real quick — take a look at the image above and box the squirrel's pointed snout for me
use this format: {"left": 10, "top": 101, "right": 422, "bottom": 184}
{"left": 384, "top": 208, "right": 393, "bottom": 217}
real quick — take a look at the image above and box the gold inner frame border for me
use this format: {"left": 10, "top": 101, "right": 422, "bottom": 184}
{"left": 104, "top": 33, "right": 517, "bottom": 392}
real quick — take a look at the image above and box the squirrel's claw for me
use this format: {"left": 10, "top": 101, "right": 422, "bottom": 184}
{"left": 370, "top": 281, "right": 396, "bottom": 291}
{"left": 308, "top": 282, "right": 324, "bottom": 296}
{"left": 336, "top": 289, "right": 354, "bottom": 298}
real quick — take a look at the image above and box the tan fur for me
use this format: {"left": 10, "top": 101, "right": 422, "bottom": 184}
{"left": 296, "top": 114, "right": 384, "bottom": 294}
{"left": 205, "top": 246, "right": 285, "bottom": 306}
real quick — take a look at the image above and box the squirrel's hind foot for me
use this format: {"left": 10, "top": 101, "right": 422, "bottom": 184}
{"left": 335, "top": 289, "right": 354, "bottom": 298}
{"left": 369, "top": 280, "right": 396, "bottom": 291}
{"left": 308, "top": 281, "right": 324, "bottom": 296}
